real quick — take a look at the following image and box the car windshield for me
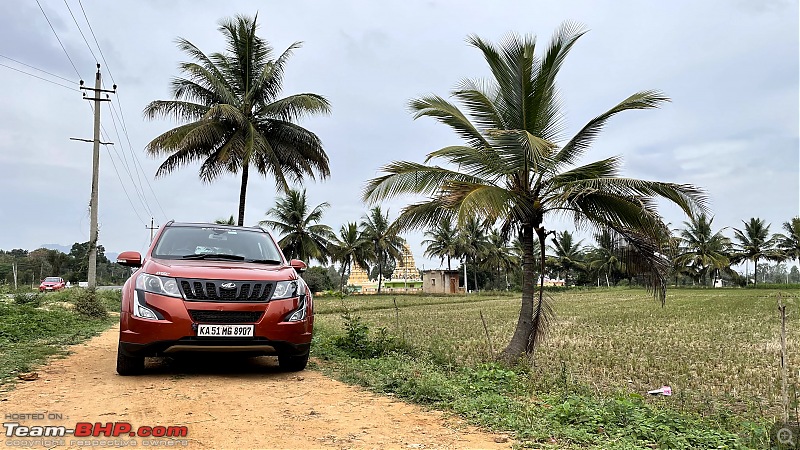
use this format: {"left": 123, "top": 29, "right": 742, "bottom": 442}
{"left": 44, "top": 277, "right": 61, "bottom": 282}
{"left": 152, "top": 226, "right": 284, "bottom": 263}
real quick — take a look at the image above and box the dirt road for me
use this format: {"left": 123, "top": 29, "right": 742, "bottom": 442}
{"left": 0, "top": 326, "right": 511, "bottom": 449}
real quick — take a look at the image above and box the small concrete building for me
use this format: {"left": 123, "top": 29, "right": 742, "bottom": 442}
{"left": 421, "top": 270, "right": 461, "bottom": 294}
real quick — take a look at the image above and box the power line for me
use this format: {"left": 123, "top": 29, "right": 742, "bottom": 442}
{"left": 108, "top": 100, "right": 168, "bottom": 220}
{"left": 77, "top": 0, "right": 115, "bottom": 85}
{"left": 102, "top": 103, "right": 156, "bottom": 218}
{"left": 76, "top": 0, "right": 167, "bottom": 222}
{"left": 34, "top": 0, "right": 82, "bottom": 79}
{"left": 83, "top": 103, "right": 148, "bottom": 232}
{"left": 0, "top": 54, "right": 75, "bottom": 83}
{"left": 0, "top": 62, "right": 76, "bottom": 91}
{"left": 104, "top": 145, "right": 148, "bottom": 226}
{"left": 63, "top": 0, "right": 98, "bottom": 63}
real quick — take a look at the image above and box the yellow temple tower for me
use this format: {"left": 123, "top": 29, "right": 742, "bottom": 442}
{"left": 391, "top": 243, "right": 421, "bottom": 280}
{"left": 347, "top": 262, "right": 371, "bottom": 286}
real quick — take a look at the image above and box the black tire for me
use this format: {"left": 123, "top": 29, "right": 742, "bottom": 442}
{"left": 278, "top": 352, "right": 309, "bottom": 372}
{"left": 116, "top": 344, "right": 144, "bottom": 376}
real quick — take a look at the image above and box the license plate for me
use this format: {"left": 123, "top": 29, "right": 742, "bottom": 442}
{"left": 197, "top": 324, "right": 254, "bottom": 337}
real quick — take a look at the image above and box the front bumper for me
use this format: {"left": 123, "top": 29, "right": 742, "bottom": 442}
{"left": 119, "top": 290, "right": 313, "bottom": 356}
{"left": 118, "top": 338, "right": 310, "bottom": 357}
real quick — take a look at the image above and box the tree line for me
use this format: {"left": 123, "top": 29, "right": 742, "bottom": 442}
{"left": 0, "top": 242, "right": 129, "bottom": 289}
{"left": 240, "top": 189, "right": 800, "bottom": 293}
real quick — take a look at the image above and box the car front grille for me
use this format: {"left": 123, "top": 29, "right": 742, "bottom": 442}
{"left": 188, "top": 310, "right": 264, "bottom": 324}
{"left": 178, "top": 279, "right": 274, "bottom": 302}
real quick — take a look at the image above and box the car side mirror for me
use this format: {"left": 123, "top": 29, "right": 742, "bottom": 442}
{"left": 289, "top": 259, "right": 307, "bottom": 274}
{"left": 117, "top": 251, "right": 142, "bottom": 268}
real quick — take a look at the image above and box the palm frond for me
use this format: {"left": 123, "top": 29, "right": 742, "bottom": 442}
{"left": 487, "top": 129, "right": 556, "bottom": 176}
{"left": 408, "top": 95, "right": 490, "bottom": 149}
{"left": 452, "top": 78, "right": 505, "bottom": 131}
{"left": 143, "top": 100, "right": 209, "bottom": 122}
{"left": 425, "top": 145, "right": 506, "bottom": 179}
{"left": 362, "top": 162, "right": 489, "bottom": 203}
{"left": 553, "top": 90, "right": 670, "bottom": 169}
{"left": 261, "top": 93, "right": 331, "bottom": 122}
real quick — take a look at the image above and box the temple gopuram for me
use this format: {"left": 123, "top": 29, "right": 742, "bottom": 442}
{"left": 346, "top": 243, "right": 423, "bottom": 293}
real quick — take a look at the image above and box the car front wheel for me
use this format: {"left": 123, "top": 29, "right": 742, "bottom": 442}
{"left": 116, "top": 343, "right": 144, "bottom": 376}
{"left": 278, "top": 352, "right": 309, "bottom": 372}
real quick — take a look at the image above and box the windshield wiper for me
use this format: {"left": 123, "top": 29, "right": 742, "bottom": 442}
{"left": 245, "top": 258, "right": 282, "bottom": 264}
{"left": 181, "top": 253, "right": 245, "bottom": 260}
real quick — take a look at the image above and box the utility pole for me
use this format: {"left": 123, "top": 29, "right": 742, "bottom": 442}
{"left": 72, "top": 64, "right": 115, "bottom": 290}
{"left": 146, "top": 218, "right": 159, "bottom": 242}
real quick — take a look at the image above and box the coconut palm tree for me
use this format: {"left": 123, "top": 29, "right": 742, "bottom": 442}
{"left": 676, "top": 214, "right": 731, "bottom": 286}
{"left": 457, "top": 216, "right": 491, "bottom": 292}
{"left": 330, "top": 222, "right": 371, "bottom": 292}
{"left": 144, "top": 14, "right": 331, "bottom": 226}
{"left": 482, "top": 229, "right": 519, "bottom": 290}
{"left": 548, "top": 231, "right": 586, "bottom": 286}
{"left": 362, "top": 25, "right": 705, "bottom": 360}
{"left": 587, "top": 229, "right": 625, "bottom": 287}
{"left": 360, "top": 207, "right": 404, "bottom": 294}
{"left": 777, "top": 217, "right": 800, "bottom": 265}
{"left": 259, "top": 188, "right": 333, "bottom": 264}
{"left": 422, "top": 217, "right": 460, "bottom": 270}
{"left": 732, "top": 218, "right": 782, "bottom": 286}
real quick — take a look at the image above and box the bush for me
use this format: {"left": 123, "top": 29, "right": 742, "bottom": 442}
{"left": 13, "top": 291, "right": 42, "bottom": 307}
{"left": 333, "top": 307, "right": 405, "bottom": 358}
{"left": 74, "top": 289, "right": 108, "bottom": 318}
{"left": 302, "top": 266, "right": 337, "bottom": 293}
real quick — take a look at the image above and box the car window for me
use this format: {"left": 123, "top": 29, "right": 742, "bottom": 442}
{"left": 152, "top": 226, "right": 283, "bottom": 262}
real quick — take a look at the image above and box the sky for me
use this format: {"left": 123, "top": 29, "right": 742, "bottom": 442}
{"left": 0, "top": 0, "right": 797, "bottom": 271}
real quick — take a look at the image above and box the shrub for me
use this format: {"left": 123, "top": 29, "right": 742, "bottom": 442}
{"left": 13, "top": 291, "right": 42, "bottom": 307}
{"left": 74, "top": 289, "right": 108, "bottom": 318}
{"left": 333, "top": 307, "right": 405, "bottom": 358}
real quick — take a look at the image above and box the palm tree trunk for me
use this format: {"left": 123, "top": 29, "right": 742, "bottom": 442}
{"left": 339, "top": 259, "right": 349, "bottom": 292}
{"left": 237, "top": 164, "right": 250, "bottom": 226}
{"left": 472, "top": 258, "right": 478, "bottom": 293}
{"left": 500, "top": 223, "right": 537, "bottom": 361}
{"left": 753, "top": 257, "right": 759, "bottom": 286}
{"left": 377, "top": 253, "right": 383, "bottom": 294}
{"left": 530, "top": 227, "right": 548, "bottom": 353}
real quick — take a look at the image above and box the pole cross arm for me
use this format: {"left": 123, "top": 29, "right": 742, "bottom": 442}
{"left": 80, "top": 86, "right": 117, "bottom": 94}
{"left": 70, "top": 137, "right": 113, "bottom": 145}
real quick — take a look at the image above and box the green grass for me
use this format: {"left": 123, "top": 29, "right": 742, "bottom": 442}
{"left": 0, "top": 289, "right": 119, "bottom": 388}
{"left": 311, "top": 288, "right": 799, "bottom": 448}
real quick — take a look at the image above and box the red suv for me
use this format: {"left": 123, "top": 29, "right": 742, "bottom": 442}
{"left": 114, "top": 222, "right": 313, "bottom": 375}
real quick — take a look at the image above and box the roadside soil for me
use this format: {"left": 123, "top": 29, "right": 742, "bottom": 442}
{"left": 0, "top": 326, "right": 511, "bottom": 449}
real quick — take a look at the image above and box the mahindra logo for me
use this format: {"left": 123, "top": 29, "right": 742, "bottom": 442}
{"left": 220, "top": 282, "right": 237, "bottom": 290}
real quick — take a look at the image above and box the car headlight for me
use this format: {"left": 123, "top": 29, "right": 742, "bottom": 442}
{"left": 136, "top": 273, "right": 182, "bottom": 298}
{"left": 272, "top": 280, "right": 298, "bottom": 300}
